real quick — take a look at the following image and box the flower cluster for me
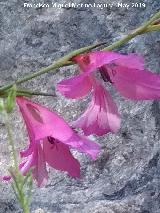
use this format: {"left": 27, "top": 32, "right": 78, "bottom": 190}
{"left": 2, "top": 51, "right": 160, "bottom": 186}
{"left": 57, "top": 51, "right": 160, "bottom": 135}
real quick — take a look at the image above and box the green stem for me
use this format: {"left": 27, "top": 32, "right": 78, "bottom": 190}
{"left": 140, "top": 24, "right": 160, "bottom": 34}
{"left": 143, "top": 10, "right": 160, "bottom": 26}
{"left": 17, "top": 89, "right": 56, "bottom": 97}
{"left": 0, "top": 11, "right": 159, "bottom": 92}
{"left": 4, "top": 109, "right": 18, "bottom": 169}
{"left": 0, "top": 89, "right": 55, "bottom": 98}
{"left": 3, "top": 105, "right": 30, "bottom": 213}
{"left": 0, "top": 42, "right": 106, "bottom": 92}
{"left": 0, "top": 63, "right": 61, "bottom": 92}
{"left": 103, "top": 10, "right": 160, "bottom": 51}
{"left": 11, "top": 176, "right": 30, "bottom": 213}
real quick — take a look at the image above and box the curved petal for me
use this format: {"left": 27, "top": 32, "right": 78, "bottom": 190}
{"left": 73, "top": 51, "right": 130, "bottom": 71}
{"left": 65, "top": 134, "right": 101, "bottom": 160}
{"left": 19, "top": 144, "right": 48, "bottom": 187}
{"left": 57, "top": 74, "right": 92, "bottom": 99}
{"left": 73, "top": 82, "right": 120, "bottom": 136}
{"left": 33, "top": 144, "right": 48, "bottom": 187}
{"left": 115, "top": 54, "right": 144, "bottom": 70}
{"left": 16, "top": 97, "right": 100, "bottom": 160}
{"left": 19, "top": 154, "right": 34, "bottom": 176}
{"left": 16, "top": 97, "right": 76, "bottom": 141}
{"left": 74, "top": 136, "right": 101, "bottom": 160}
{"left": 58, "top": 51, "right": 123, "bottom": 100}
{"left": 20, "top": 142, "right": 33, "bottom": 158}
{"left": 108, "top": 66, "right": 160, "bottom": 100}
{"left": 43, "top": 139, "right": 80, "bottom": 178}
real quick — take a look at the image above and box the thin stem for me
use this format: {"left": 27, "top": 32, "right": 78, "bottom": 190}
{"left": 0, "top": 42, "right": 106, "bottom": 92}
{"left": 139, "top": 24, "right": 160, "bottom": 34}
{"left": 103, "top": 10, "right": 160, "bottom": 51}
{"left": 17, "top": 89, "right": 56, "bottom": 97}
{"left": 3, "top": 105, "right": 30, "bottom": 213}
{"left": 0, "top": 63, "right": 61, "bottom": 92}
{"left": 4, "top": 109, "right": 18, "bottom": 169}
{"left": 11, "top": 176, "right": 30, "bottom": 213}
{"left": 142, "top": 10, "right": 160, "bottom": 26}
{"left": 0, "top": 11, "right": 159, "bottom": 92}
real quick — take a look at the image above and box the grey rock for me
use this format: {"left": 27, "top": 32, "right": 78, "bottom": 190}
{"left": 0, "top": 0, "right": 160, "bottom": 212}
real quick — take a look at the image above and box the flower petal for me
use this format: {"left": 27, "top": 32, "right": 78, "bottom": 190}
{"left": 115, "top": 54, "right": 144, "bottom": 70}
{"left": 33, "top": 144, "right": 48, "bottom": 187}
{"left": 16, "top": 97, "right": 76, "bottom": 141}
{"left": 16, "top": 97, "right": 100, "bottom": 161}
{"left": 108, "top": 66, "right": 160, "bottom": 100}
{"left": 57, "top": 74, "right": 92, "bottom": 99}
{"left": 20, "top": 142, "right": 33, "bottom": 158}
{"left": 19, "top": 144, "right": 48, "bottom": 187}
{"left": 74, "top": 136, "right": 101, "bottom": 160}
{"left": 43, "top": 139, "right": 80, "bottom": 178}
{"left": 73, "top": 51, "right": 130, "bottom": 71}
{"left": 73, "top": 82, "right": 120, "bottom": 136}
{"left": 58, "top": 51, "right": 126, "bottom": 100}
{"left": 65, "top": 134, "right": 101, "bottom": 160}
{"left": 19, "top": 154, "right": 34, "bottom": 176}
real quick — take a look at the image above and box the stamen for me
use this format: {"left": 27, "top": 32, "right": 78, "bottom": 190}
{"left": 47, "top": 136, "right": 56, "bottom": 144}
{"left": 99, "top": 67, "right": 113, "bottom": 83}
{"left": 47, "top": 137, "right": 59, "bottom": 152}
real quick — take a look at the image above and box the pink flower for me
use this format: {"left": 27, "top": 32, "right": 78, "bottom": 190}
{"left": 57, "top": 51, "right": 160, "bottom": 136}
{"left": 0, "top": 175, "right": 11, "bottom": 181}
{"left": 16, "top": 97, "right": 100, "bottom": 186}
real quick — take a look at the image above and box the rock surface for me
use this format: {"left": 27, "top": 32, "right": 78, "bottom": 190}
{"left": 0, "top": 0, "right": 160, "bottom": 212}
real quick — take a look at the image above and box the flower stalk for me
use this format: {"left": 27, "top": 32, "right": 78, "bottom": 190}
{"left": 16, "top": 89, "right": 56, "bottom": 97}
{"left": 0, "top": 42, "right": 106, "bottom": 92}
{"left": 0, "top": 10, "right": 159, "bottom": 212}
{"left": 103, "top": 10, "right": 160, "bottom": 51}
{"left": 1, "top": 100, "right": 32, "bottom": 213}
{"left": 3, "top": 104, "right": 18, "bottom": 168}
{"left": 0, "top": 11, "right": 159, "bottom": 94}
{"left": 0, "top": 88, "right": 56, "bottom": 98}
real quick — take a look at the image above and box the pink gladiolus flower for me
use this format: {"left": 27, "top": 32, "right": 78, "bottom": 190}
{"left": 57, "top": 51, "right": 160, "bottom": 136}
{"left": 16, "top": 97, "right": 100, "bottom": 186}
